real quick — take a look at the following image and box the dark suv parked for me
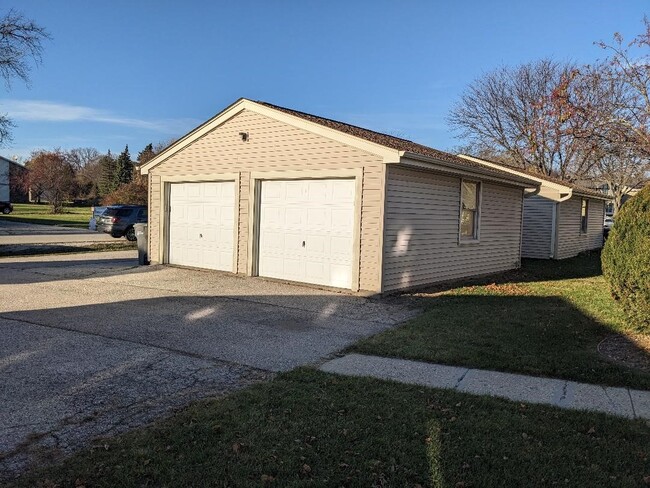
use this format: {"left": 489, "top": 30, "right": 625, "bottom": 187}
{"left": 96, "top": 205, "right": 147, "bottom": 241}
{"left": 0, "top": 202, "right": 13, "bottom": 214}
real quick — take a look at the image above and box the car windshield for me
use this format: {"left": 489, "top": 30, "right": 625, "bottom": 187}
{"left": 104, "top": 208, "right": 134, "bottom": 217}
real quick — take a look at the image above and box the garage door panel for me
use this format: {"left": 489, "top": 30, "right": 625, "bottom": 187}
{"left": 258, "top": 179, "right": 355, "bottom": 289}
{"left": 330, "top": 264, "right": 353, "bottom": 288}
{"left": 331, "top": 236, "right": 353, "bottom": 257}
{"left": 168, "top": 181, "right": 235, "bottom": 272}
{"left": 307, "top": 180, "right": 328, "bottom": 201}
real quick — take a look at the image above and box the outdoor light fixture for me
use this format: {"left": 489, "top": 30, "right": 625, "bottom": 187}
{"left": 239, "top": 132, "right": 249, "bottom": 142}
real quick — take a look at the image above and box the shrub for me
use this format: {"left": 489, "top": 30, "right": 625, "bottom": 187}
{"left": 601, "top": 185, "right": 650, "bottom": 332}
{"left": 102, "top": 179, "right": 147, "bottom": 206}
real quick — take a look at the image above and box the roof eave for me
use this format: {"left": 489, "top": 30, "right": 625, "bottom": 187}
{"left": 400, "top": 151, "right": 540, "bottom": 189}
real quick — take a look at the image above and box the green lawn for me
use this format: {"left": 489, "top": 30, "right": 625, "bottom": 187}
{"left": 9, "top": 369, "right": 650, "bottom": 487}
{"left": 351, "top": 252, "right": 650, "bottom": 390}
{"left": 0, "top": 203, "right": 92, "bottom": 228}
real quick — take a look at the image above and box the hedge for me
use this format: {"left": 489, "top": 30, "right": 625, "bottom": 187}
{"left": 601, "top": 185, "right": 650, "bottom": 332}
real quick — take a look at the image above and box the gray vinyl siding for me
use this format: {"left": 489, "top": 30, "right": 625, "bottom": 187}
{"left": 0, "top": 158, "right": 9, "bottom": 202}
{"left": 521, "top": 195, "right": 555, "bottom": 259}
{"left": 148, "top": 108, "right": 384, "bottom": 292}
{"left": 382, "top": 165, "right": 524, "bottom": 292}
{"left": 556, "top": 197, "right": 604, "bottom": 259}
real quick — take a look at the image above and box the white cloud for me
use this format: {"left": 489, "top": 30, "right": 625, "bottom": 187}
{"left": 0, "top": 99, "right": 200, "bottom": 134}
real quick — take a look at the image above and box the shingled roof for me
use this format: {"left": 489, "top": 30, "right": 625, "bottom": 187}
{"left": 457, "top": 154, "right": 608, "bottom": 199}
{"left": 255, "top": 101, "right": 538, "bottom": 186}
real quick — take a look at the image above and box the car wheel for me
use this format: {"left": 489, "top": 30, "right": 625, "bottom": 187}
{"left": 2, "top": 207, "right": 10, "bottom": 214}
{"left": 125, "top": 226, "right": 137, "bottom": 242}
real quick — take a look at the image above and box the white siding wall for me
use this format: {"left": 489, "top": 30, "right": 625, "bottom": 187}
{"left": 521, "top": 195, "right": 555, "bottom": 259}
{"left": 556, "top": 197, "right": 604, "bottom": 259}
{"left": 382, "top": 166, "right": 524, "bottom": 292}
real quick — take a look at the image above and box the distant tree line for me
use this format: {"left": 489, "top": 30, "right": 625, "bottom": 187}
{"left": 449, "top": 19, "right": 650, "bottom": 214}
{"left": 13, "top": 141, "right": 170, "bottom": 213}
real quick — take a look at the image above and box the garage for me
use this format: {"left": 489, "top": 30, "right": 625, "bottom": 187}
{"left": 168, "top": 181, "right": 235, "bottom": 271}
{"left": 257, "top": 178, "right": 356, "bottom": 288}
{"left": 141, "top": 98, "right": 538, "bottom": 293}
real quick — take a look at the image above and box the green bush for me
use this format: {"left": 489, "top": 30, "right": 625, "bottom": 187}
{"left": 601, "top": 186, "right": 650, "bottom": 332}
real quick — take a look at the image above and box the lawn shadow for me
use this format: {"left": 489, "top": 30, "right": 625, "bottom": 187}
{"left": 352, "top": 292, "right": 650, "bottom": 390}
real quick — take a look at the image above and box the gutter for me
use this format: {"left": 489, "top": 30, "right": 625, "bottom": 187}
{"left": 524, "top": 186, "right": 541, "bottom": 198}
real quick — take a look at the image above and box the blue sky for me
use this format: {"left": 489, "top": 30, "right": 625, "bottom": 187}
{"left": 2, "top": 0, "right": 648, "bottom": 160}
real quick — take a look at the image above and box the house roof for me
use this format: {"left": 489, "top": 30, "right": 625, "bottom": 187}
{"left": 140, "top": 98, "right": 538, "bottom": 187}
{"left": 255, "top": 101, "right": 538, "bottom": 186}
{"left": 457, "top": 154, "right": 608, "bottom": 200}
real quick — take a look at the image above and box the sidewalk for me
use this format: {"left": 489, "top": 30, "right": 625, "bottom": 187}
{"left": 320, "top": 353, "right": 650, "bottom": 420}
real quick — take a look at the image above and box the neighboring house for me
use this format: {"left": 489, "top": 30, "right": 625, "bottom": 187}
{"left": 140, "top": 99, "right": 539, "bottom": 293}
{"left": 0, "top": 155, "right": 27, "bottom": 203}
{"left": 587, "top": 182, "right": 648, "bottom": 216}
{"left": 458, "top": 155, "right": 608, "bottom": 260}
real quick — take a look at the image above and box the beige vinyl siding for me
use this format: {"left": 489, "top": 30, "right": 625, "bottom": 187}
{"left": 148, "top": 108, "right": 384, "bottom": 291}
{"left": 382, "top": 165, "right": 523, "bottom": 292}
{"left": 149, "top": 174, "right": 161, "bottom": 261}
{"left": 521, "top": 195, "right": 555, "bottom": 259}
{"left": 556, "top": 197, "right": 604, "bottom": 259}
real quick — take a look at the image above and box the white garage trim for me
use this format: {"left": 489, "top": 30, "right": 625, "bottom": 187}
{"left": 247, "top": 168, "right": 363, "bottom": 291}
{"left": 159, "top": 173, "right": 239, "bottom": 272}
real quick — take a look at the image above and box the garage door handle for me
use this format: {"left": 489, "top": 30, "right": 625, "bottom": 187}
{"left": 302, "top": 241, "right": 305, "bottom": 247}
{"left": 200, "top": 233, "right": 203, "bottom": 238}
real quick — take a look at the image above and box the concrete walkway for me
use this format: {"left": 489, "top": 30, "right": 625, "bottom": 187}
{"left": 320, "top": 354, "right": 650, "bottom": 420}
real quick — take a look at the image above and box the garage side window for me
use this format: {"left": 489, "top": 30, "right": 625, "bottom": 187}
{"left": 581, "top": 198, "right": 589, "bottom": 233}
{"left": 460, "top": 181, "right": 480, "bottom": 241}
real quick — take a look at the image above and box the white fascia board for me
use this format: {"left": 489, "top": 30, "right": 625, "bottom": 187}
{"left": 457, "top": 154, "right": 569, "bottom": 195}
{"left": 140, "top": 99, "right": 400, "bottom": 174}
{"left": 400, "top": 153, "right": 540, "bottom": 189}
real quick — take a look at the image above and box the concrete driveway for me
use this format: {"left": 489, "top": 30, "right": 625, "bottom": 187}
{"left": 0, "top": 251, "right": 416, "bottom": 478}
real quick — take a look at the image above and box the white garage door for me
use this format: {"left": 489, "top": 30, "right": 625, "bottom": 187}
{"left": 168, "top": 181, "right": 235, "bottom": 271}
{"left": 258, "top": 178, "right": 356, "bottom": 288}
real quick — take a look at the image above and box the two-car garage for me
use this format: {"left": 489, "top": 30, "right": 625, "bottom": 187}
{"left": 166, "top": 177, "right": 357, "bottom": 289}
{"left": 141, "top": 98, "right": 537, "bottom": 294}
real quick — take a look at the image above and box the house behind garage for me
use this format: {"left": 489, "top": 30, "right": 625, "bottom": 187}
{"left": 458, "top": 155, "right": 608, "bottom": 260}
{"left": 0, "top": 155, "right": 27, "bottom": 203}
{"left": 140, "top": 99, "right": 539, "bottom": 293}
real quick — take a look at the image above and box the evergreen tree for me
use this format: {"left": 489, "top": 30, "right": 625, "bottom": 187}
{"left": 115, "top": 145, "right": 133, "bottom": 185}
{"left": 137, "top": 143, "right": 155, "bottom": 165}
{"left": 98, "top": 150, "right": 117, "bottom": 196}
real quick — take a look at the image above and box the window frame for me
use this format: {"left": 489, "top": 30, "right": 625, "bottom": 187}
{"left": 458, "top": 179, "right": 481, "bottom": 244}
{"left": 580, "top": 198, "right": 589, "bottom": 233}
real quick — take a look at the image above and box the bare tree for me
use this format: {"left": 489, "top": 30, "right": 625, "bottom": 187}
{"left": 448, "top": 59, "right": 598, "bottom": 180}
{"left": 65, "top": 147, "right": 100, "bottom": 171}
{"left": 593, "top": 19, "right": 650, "bottom": 155}
{"left": 0, "top": 9, "right": 50, "bottom": 145}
